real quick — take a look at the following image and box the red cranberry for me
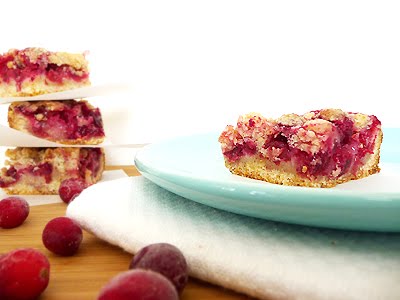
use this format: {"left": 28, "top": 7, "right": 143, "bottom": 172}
{"left": 58, "top": 178, "right": 87, "bottom": 204}
{"left": 42, "top": 217, "right": 83, "bottom": 256}
{"left": 129, "top": 243, "right": 188, "bottom": 293}
{"left": 98, "top": 269, "right": 178, "bottom": 300}
{"left": 0, "top": 248, "right": 50, "bottom": 300}
{"left": 0, "top": 197, "right": 30, "bottom": 229}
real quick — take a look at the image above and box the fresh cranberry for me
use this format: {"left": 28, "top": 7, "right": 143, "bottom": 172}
{"left": 129, "top": 243, "right": 188, "bottom": 293}
{"left": 0, "top": 197, "right": 30, "bottom": 229}
{"left": 0, "top": 248, "right": 50, "bottom": 300}
{"left": 58, "top": 178, "right": 87, "bottom": 204}
{"left": 42, "top": 217, "right": 83, "bottom": 256}
{"left": 98, "top": 269, "right": 178, "bottom": 300}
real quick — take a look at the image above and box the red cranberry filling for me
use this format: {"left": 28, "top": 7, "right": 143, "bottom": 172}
{"left": 16, "top": 101, "right": 104, "bottom": 141}
{"left": 0, "top": 50, "right": 88, "bottom": 90}
{"left": 79, "top": 148, "right": 102, "bottom": 178}
{"left": 224, "top": 140, "right": 257, "bottom": 162}
{"left": 223, "top": 116, "right": 381, "bottom": 178}
{"left": 0, "top": 163, "right": 52, "bottom": 188}
{"left": 0, "top": 149, "right": 102, "bottom": 189}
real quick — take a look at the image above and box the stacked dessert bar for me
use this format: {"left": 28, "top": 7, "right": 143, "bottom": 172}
{"left": 0, "top": 48, "right": 105, "bottom": 194}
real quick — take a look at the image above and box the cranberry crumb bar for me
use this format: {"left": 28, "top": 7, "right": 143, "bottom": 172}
{"left": 0, "top": 48, "right": 90, "bottom": 97}
{"left": 0, "top": 147, "right": 104, "bottom": 194}
{"left": 219, "top": 109, "right": 382, "bottom": 188}
{"left": 8, "top": 100, "right": 105, "bottom": 145}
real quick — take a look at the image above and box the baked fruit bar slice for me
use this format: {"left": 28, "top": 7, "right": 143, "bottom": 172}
{"left": 0, "top": 147, "right": 104, "bottom": 195}
{"left": 8, "top": 100, "right": 105, "bottom": 145}
{"left": 218, "top": 109, "right": 382, "bottom": 188}
{"left": 0, "top": 48, "right": 90, "bottom": 97}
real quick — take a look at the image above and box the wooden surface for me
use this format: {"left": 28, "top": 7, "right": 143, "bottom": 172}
{"left": 0, "top": 166, "right": 253, "bottom": 300}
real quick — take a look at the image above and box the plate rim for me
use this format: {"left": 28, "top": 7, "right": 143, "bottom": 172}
{"left": 134, "top": 130, "right": 400, "bottom": 231}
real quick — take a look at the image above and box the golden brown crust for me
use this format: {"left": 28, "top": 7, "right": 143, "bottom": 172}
{"left": 1, "top": 147, "right": 104, "bottom": 195}
{"left": 4, "top": 147, "right": 78, "bottom": 161}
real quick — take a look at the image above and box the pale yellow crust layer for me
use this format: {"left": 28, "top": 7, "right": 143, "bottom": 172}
{"left": 0, "top": 76, "right": 90, "bottom": 97}
{"left": 0, "top": 147, "right": 105, "bottom": 195}
{"left": 8, "top": 100, "right": 105, "bottom": 145}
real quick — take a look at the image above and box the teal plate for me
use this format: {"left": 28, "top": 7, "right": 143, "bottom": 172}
{"left": 134, "top": 128, "right": 400, "bottom": 232}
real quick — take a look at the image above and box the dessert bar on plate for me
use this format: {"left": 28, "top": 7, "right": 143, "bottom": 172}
{"left": 219, "top": 109, "right": 382, "bottom": 188}
{"left": 8, "top": 100, "right": 105, "bottom": 145}
{"left": 0, "top": 48, "right": 90, "bottom": 97}
{"left": 0, "top": 147, "right": 104, "bottom": 195}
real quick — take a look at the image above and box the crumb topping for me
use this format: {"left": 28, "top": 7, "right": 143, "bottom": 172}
{"left": 318, "top": 108, "right": 346, "bottom": 121}
{"left": 48, "top": 52, "right": 88, "bottom": 72}
{"left": 351, "top": 113, "right": 371, "bottom": 129}
{"left": 3, "top": 48, "right": 88, "bottom": 72}
{"left": 277, "top": 113, "right": 304, "bottom": 126}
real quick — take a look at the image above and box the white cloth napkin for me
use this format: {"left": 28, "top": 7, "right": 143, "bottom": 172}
{"left": 66, "top": 176, "right": 400, "bottom": 300}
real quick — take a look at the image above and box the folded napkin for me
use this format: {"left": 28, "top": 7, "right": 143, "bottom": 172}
{"left": 67, "top": 176, "right": 400, "bottom": 300}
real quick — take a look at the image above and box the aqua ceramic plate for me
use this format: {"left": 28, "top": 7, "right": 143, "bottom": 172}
{"left": 134, "top": 128, "right": 400, "bottom": 232}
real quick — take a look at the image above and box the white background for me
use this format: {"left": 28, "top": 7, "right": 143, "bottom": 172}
{"left": 1, "top": 0, "right": 399, "bottom": 164}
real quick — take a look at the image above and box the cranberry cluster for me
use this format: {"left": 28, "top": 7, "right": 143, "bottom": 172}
{"left": 0, "top": 195, "right": 189, "bottom": 300}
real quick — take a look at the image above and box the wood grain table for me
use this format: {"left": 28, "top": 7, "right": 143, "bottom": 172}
{"left": 0, "top": 166, "right": 253, "bottom": 300}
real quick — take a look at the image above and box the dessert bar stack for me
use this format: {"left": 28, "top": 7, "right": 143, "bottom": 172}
{"left": 0, "top": 48, "right": 105, "bottom": 195}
